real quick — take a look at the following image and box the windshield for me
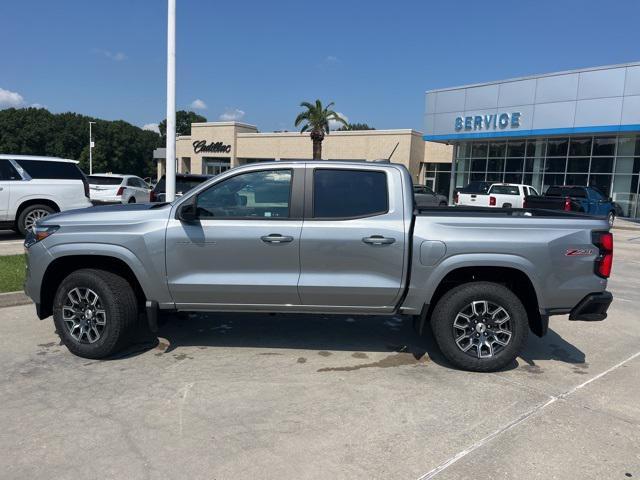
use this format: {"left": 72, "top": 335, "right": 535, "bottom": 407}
{"left": 88, "top": 175, "right": 123, "bottom": 185}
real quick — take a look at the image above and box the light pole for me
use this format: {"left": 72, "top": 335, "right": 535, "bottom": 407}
{"left": 165, "top": 0, "right": 176, "bottom": 201}
{"left": 88, "top": 121, "right": 96, "bottom": 175}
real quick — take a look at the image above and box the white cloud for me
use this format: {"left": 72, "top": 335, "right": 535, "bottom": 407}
{"left": 30, "top": 103, "right": 46, "bottom": 109}
{"left": 325, "top": 55, "right": 339, "bottom": 63}
{"left": 190, "top": 98, "right": 207, "bottom": 110}
{"left": 94, "top": 49, "right": 127, "bottom": 61}
{"left": 0, "top": 87, "right": 25, "bottom": 109}
{"left": 219, "top": 108, "right": 245, "bottom": 121}
{"left": 329, "top": 112, "right": 348, "bottom": 130}
{"left": 142, "top": 123, "right": 160, "bottom": 134}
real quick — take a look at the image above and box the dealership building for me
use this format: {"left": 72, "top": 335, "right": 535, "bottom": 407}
{"left": 424, "top": 61, "right": 640, "bottom": 218}
{"left": 154, "top": 122, "right": 453, "bottom": 186}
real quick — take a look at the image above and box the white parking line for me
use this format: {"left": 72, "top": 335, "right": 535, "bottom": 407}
{"left": 416, "top": 350, "right": 640, "bottom": 480}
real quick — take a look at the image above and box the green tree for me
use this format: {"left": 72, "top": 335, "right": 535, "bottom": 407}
{"left": 159, "top": 110, "right": 207, "bottom": 139}
{"left": 337, "top": 122, "right": 375, "bottom": 131}
{"left": 0, "top": 107, "right": 162, "bottom": 178}
{"left": 294, "top": 100, "right": 347, "bottom": 159}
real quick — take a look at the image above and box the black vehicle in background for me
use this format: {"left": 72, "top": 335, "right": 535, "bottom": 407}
{"left": 150, "top": 174, "right": 213, "bottom": 202}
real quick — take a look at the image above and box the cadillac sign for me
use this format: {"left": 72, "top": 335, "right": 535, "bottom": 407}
{"left": 455, "top": 112, "right": 521, "bottom": 132}
{"left": 193, "top": 140, "right": 232, "bottom": 154}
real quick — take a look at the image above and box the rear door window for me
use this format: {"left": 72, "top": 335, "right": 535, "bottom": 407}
{"left": 313, "top": 169, "right": 388, "bottom": 219}
{"left": 0, "top": 160, "right": 21, "bottom": 181}
{"left": 16, "top": 160, "right": 84, "bottom": 180}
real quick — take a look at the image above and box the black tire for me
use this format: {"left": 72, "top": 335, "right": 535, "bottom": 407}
{"left": 430, "top": 281, "right": 528, "bottom": 372}
{"left": 128, "top": 197, "right": 136, "bottom": 204}
{"left": 439, "top": 201, "right": 448, "bottom": 207}
{"left": 53, "top": 269, "right": 138, "bottom": 359}
{"left": 502, "top": 203, "right": 512, "bottom": 209}
{"left": 607, "top": 211, "right": 615, "bottom": 227}
{"left": 17, "top": 203, "right": 55, "bottom": 236}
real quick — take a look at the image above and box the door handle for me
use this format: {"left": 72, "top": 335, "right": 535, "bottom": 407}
{"left": 261, "top": 234, "right": 294, "bottom": 244}
{"left": 362, "top": 235, "right": 396, "bottom": 245}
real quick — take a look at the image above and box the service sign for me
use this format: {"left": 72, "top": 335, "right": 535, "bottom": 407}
{"left": 455, "top": 112, "right": 522, "bottom": 132}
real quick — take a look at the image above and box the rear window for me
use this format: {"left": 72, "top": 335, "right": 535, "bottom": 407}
{"left": 16, "top": 159, "right": 84, "bottom": 180}
{"left": 88, "top": 175, "right": 123, "bottom": 185}
{"left": 489, "top": 185, "right": 519, "bottom": 195}
{"left": 460, "top": 182, "right": 490, "bottom": 194}
{"left": 313, "top": 169, "right": 388, "bottom": 219}
{"left": 0, "top": 160, "right": 21, "bottom": 181}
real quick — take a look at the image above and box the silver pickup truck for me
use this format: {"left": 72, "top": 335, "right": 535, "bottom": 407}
{"left": 23, "top": 161, "right": 614, "bottom": 372}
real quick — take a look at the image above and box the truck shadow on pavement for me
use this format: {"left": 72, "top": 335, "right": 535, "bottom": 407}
{"left": 124, "top": 312, "right": 586, "bottom": 372}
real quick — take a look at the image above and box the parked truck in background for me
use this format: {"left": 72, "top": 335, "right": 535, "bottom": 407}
{"left": 524, "top": 185, "right": 617, "bottom": 226}
{"left": 455, "top": 183, "right": 538, "bottom": 209}
{"left": 23, "top": 161, "right": 613, "bottom": 372}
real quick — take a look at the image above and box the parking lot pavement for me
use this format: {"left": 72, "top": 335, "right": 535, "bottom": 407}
{"left": 0, "top": 227, "right": 638, "bottom": 479}
{"left": 0, "top": 230, "right": 24, "bottom": 256}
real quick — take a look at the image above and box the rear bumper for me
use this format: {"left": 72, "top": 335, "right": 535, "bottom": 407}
{"left": 569, "top": 291, "right": 613, "bottom": 321}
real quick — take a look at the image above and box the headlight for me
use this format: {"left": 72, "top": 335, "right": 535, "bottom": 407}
{"left": 24, "top": 225, "right": 59, "bottom": 249}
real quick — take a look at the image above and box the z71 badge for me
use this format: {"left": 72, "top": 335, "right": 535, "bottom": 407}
{"left": 565, "top": 248, "right": 594, "bottom": 256}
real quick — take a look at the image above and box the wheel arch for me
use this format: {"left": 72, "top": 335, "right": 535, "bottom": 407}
{"left": 425, "top": 264, "right": 546, "bottom": 338}
{"left": 39, "top": 254, "right": 148, "bottom": 319}
{"left": 15, "top": 199, "right": 60, "bottom": 224}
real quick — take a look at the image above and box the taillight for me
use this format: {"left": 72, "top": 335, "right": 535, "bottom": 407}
{"left": 83, "top": 178, "right": 90, "bottom": 198}
{"left": 116, "top": 186, "right": 124, "bottom": 196}
{"left": 523, "top": 198, "right": 528, "bottom": 208}
{"left": 454, "top": 192, "right": 459, "bottom": 204}
{"left": 150, "top": 190, "right": 157, "bottom": 202}
{"left": 593, "top": 231, "right": 613, "bottom": 278}
{"left": 564, "top": 197, "right": 571, "bottom": 211}
{"left": 489, "top": 196, "right": 496, "bottom": 206}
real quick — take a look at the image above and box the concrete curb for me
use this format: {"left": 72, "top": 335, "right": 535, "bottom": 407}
{"left": 0, "top": 291, "right": 32, "bottom": 308}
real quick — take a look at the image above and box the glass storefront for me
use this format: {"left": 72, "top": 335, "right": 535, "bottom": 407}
{"left": 452, "top": 135, "right": 640, "bottom": 218}
{"left": 203, "top": 157, "right": 231, "bottom": 176}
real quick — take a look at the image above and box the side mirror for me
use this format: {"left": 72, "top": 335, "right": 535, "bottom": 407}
{"left": 177, "top": 196, "right": 198, "bottom": 222}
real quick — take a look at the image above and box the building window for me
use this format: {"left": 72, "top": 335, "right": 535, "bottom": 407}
{"left": 453, "top": 134, "right": 640, "bottom": 218}
{"left": 181, "top": 157, "right": 191, "bottom": 174}
{"left": 203, "top": 157, "right": 231, "bottom": 176}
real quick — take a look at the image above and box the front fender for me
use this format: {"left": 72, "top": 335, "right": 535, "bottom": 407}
{"left": 45, "top": 242, "right": 172, "bottom": 306}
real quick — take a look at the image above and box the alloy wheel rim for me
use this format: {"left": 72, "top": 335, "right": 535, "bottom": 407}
{"left": 24, "top": 209, "right": 50, "bottom": 231}
{"left": 62, "top": 288, "right": 107, "bottom": 344}
{"left": 452, "top": 300, "right": 512, "bottom": 359}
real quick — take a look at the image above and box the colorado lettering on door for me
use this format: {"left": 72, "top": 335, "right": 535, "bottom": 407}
{"left": 454, "top": 112, "right": 522, "bottom": 132}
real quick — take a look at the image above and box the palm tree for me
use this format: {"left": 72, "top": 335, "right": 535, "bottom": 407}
{"left": 294, "top": 100, "right": 347, "bottom": 159}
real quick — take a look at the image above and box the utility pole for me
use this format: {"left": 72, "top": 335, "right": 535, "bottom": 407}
{"left": 88, "top": 121, "right": 96, "bottom": 175}
{"left": 165, "top": 0, "right": 176, "bottom": 201}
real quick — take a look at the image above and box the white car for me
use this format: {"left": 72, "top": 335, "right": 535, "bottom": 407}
{"left": 0, "top": 155, "right": 92, "bottom": 235}
{"left": 88, "top": 174, "right": 151, "bottom": 204}
{"left": 455, "top": 183, "right": 539, "bottom": 208}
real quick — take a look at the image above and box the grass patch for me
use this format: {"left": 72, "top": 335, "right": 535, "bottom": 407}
{"left": 0, "top": 254, "right": 26, "bottom": 293}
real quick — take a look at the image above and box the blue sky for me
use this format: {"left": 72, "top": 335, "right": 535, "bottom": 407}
{"left": 1, "top": 0, "right": 639, "bottom": 133}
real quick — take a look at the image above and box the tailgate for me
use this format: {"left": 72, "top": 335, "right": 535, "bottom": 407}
{"left": 524, "top": 195, "right": 565, "bottom": 209}
{"left": 458, "top": 193, "right": 489, "bottom": 206}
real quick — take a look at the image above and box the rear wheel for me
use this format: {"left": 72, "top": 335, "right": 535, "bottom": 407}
{"left": 430, "top": 281, "right": 528, "bottom": 372}
{"left": 607, "top": 211, "right": 615, "bottom": 227}
{"left": 439, "top": 201, "right": 448, "bottom": 207}
{"left": 53, "top": 269, "right": 138, "bottom": 359}
{"left": 17, "top": 204, "right": 55, "bottom": 236}
{"left": 128, "top": 197, "right": 136, "bottom": 204}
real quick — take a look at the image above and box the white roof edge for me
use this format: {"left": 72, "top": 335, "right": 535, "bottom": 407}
{"left": 191, "top": 121, "right": 257, "bottom": 129}
{"left": 426, "top": 60, "right": 640, "bottom": 94}
{"left": 237, "top": 128, "right": 423, "bottom": 137}
{"left": 0, "top": 154, "right": 78, "bottom": 164}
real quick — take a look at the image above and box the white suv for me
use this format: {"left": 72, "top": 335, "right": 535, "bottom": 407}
{"left": 88, "top": 174, "right": 150, "bottom": 204}
{"left": 0, "top": 155, "right": 92, "bottom": 235}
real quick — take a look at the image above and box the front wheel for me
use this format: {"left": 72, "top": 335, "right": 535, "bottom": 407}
{"left": 439, "top": 201, "right": 448, "bottom": 207}
{"left": 430, "top": 281, "right": 528, "bottom": 372}
{"left": 607, "top": 211, "right": 615, "bottom": 227}
{"left": 53, "top": 269, "right": 139, "bottom": 359}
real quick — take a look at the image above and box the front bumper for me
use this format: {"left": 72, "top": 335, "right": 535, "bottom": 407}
{"left": 569, "top": 291, "right": 613, "bottom": 321}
